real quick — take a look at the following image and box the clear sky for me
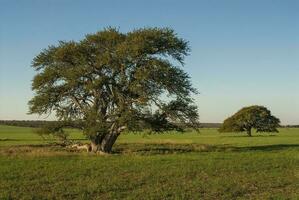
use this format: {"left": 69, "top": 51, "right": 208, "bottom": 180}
{"left": 0, "top": 0, "right": 298, "bottom": 124}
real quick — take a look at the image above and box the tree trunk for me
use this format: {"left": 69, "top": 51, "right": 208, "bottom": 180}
{"left": 246, "top": 128, "right": 252, "bottom": 137}
{"left": 91, "top": 137, "right": 101, "bottom": 152}
{"left": 90, "top": 132, "right": 120, "bottom": 153}
{"left": 100, "top": 132, "right": 120, "bottom": 153}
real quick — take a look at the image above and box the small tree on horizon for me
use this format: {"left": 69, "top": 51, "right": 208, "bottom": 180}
{"left": 28, "top": 27, "right": 199, "bottom": 153}
{"left": 219, "top": 105, "right": 280, "bottom": 136}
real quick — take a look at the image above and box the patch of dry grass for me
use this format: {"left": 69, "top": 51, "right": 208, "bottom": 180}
{"left": 0, "top": 145, "right": 75, "bottom": 157}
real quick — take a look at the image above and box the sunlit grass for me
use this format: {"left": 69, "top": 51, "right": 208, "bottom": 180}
{"left": 0, "top": 125, "right": 298, "bottom": 199}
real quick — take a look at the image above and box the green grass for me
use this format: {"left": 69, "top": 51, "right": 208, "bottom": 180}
{"left": 0, "top": 125, "right": 298, "bottom": 199}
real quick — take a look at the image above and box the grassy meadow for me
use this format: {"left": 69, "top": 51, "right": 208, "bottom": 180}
{"left": 0, "top": 125, "right": 298, "bottom": 199}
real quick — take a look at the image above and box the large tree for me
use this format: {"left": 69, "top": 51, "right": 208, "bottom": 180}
{"left": 29, "top": 27, "right": 199, "bottom": 153}
{"left": 219, "top": 105, "right": 280, "bottom": 136}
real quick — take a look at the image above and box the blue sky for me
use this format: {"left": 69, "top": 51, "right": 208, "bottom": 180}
{"left": 0, "top": 0, "right": 298, "bottom": 124}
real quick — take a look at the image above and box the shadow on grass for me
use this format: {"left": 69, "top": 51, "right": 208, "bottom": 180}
{"left": 0, "top": 138, "right": 87, "bottom": 142}
{"left": 1, "top": 143, "right": 298, "bottom": 156}
{"left": 113, "top": 143, "right": 299, "bottom": 155}
{"left": 220, "top": 134, "right": 277, "bottom": 138}
{"left": 234, "top": 144, "right": 299, "bottom": 152}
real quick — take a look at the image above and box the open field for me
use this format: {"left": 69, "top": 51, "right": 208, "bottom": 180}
{"left": 0, "top": 125, "right": 298, "bottom": 199}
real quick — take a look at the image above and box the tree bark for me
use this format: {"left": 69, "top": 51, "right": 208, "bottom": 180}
{"left": 91, "top": 137, "right": 101, "bottom": 152}
{"left": 90, "top": 132, "right": 120, "bottom": 153}
{"left": 100, "top": 132, "right": 120, "bottom": 153}
{"left": 246, "top": 128, "right": 252, "bottom": 137}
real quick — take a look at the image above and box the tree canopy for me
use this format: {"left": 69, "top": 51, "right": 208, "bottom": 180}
{"left": 29, "top": 27, "right": 199, "bottom": 152}
{"left": 219, "top": 105, "right": 280, "bottom": 136}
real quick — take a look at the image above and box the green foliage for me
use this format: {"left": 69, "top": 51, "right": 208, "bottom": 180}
{"left": 28, "top": 27, "right": 199, "bottom": 150}
{"left": 35, "top": 122, "right": 69, "bottom": 144}
{"left": 219, "top": 105, "right": 280, "bottom": 136}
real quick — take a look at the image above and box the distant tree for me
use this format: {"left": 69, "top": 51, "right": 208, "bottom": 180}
{"left": 219, "top": 105, "right": 280, "bottom": 136}
{"left": 29, "top": 27, "right": 199, "bottom": 153}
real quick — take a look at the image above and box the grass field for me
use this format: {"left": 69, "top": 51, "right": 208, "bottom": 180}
{"left": 0, "top": 125, "right": 298, "bottom": 199}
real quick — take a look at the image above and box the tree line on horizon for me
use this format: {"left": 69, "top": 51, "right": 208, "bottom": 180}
{"left": 1, "top": 120, "right": 297, "bottom": 129}
{"left": 0, "top": 120, "right": 223, "bottom": 128}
